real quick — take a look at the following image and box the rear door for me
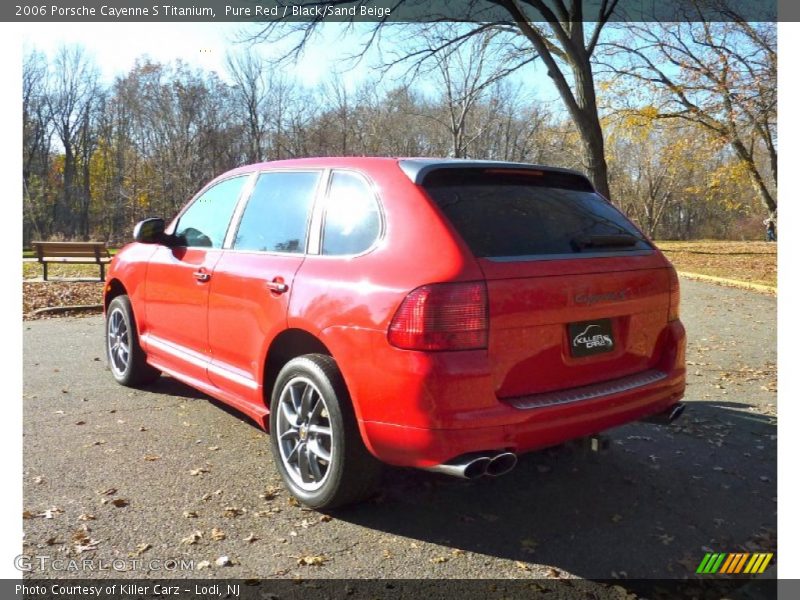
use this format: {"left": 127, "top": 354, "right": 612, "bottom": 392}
{"left": 142, "top": 175, "right": 250, "bottom": 385}
{"left": 206, "top": 170, "right": 323, "bottom": 403}
{"left": 420, "top": 167, "right": 673, "bottom": 398}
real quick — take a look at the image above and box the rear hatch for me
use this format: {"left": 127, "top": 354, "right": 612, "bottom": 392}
{"left": 420, "top": 166, "right": 673, "bottom": 399}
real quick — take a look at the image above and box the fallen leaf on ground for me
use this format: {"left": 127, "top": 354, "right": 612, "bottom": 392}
{"left": 545, "top": 567, "right": 561, "bottom": 578}
{"left": 130, "top": 543, "right": 151, "bottom": 557}
{"left": 297, "top": 555, "right": 327, "bottom": 566}
{"left": 181, "top": 531, "right": 202, "bottom": 545}
{"left": 210, "top": 528, "right": 226, "bottom": 541}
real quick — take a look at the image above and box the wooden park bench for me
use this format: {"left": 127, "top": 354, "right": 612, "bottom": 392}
{"left": 31, "top": 241, "right": 112, "bottom": 281}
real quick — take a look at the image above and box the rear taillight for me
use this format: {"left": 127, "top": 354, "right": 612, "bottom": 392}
{"left": 667, "top": 266, "right": 680, "bottom": 321}
{"left": 388, "top": 282, "right": 488, "bottom": 351}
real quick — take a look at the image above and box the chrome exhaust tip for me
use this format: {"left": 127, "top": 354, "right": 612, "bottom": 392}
{"left": 668, "top": 403, "right": 685, "bottom": 422}
{"left": 423, "top": 454, "right": 491, "bottom": 480}
{"left": 486, "top": 452, "right": 518, "bottom": 477}
{"left": 641, "top": 402, "right": 686, "bottom": 425}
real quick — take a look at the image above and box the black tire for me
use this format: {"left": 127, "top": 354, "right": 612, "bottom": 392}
{"left": 106, "top": 295, "right": 160, "bottom": 387}
{"left": 269, "top": 354, "right": 382, "bottom": 509}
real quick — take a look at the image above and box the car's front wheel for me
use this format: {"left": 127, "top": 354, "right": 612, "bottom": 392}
{"left": 269, "top": 354, "right": 381, "bottom": 509}
{"left": 106, "top": 295, "right": 160, "bottom": 387}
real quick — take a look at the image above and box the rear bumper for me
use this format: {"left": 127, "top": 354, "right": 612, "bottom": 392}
{"left": 356, "top": 320, "right": 686, "bottom": 468}
{"left": 362, "top": 369, "right": 684, "bottom": 467}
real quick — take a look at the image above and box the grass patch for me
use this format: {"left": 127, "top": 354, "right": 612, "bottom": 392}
{"left": 656, "top": 240, "right": 776, "bottom": 288}
{"left": 23, "top": 262, "right": 107, "bottom": 280}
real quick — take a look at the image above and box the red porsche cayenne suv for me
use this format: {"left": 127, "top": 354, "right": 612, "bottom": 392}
{"left": 104, "top": 157, "right": 686, "bottom": 508}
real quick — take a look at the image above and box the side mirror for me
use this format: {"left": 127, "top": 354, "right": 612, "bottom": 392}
{"left": 133, "top": 218, "right": 166, "bottom": 244}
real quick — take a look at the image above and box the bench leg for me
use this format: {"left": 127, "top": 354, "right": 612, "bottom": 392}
{"left": 100, "top": 263, "right": 105, "bottom": 282}
{"left": 43, "top": 263, "right": 48, "bottom": 282}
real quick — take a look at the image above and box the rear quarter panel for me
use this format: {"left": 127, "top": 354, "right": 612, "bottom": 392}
{"left": 287, "top": 161, "right": 484, "bottom": 425}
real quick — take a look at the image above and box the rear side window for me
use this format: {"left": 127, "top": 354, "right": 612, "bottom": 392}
{"left": 175, "top": 176, "right": 248, "bottom": 248}
{"left": 322, "top": 171, "right": 381, "bottom": 256}
{"left": 234, "top": 171, "right": 321, "bottom": 253}
{"left": 422, "top": 169, "right": 651, "bottom": 258}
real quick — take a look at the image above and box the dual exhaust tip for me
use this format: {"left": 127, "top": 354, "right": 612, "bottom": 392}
{"left": 424, "top": 403, "right": 686, "bottom": 480}
{"left": 424, "top": 451, "right": 518, "bottom": 480}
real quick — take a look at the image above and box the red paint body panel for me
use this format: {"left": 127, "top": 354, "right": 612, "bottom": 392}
{"left": 104, "top": 157, "right": 686, "bottom": 468}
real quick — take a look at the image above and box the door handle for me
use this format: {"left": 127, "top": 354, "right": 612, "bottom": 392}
{"left": 267, "top": 279, "right": 289, "bottom": 294}
{"left": 193, "top": 269, "right": 211, "bottom": 282}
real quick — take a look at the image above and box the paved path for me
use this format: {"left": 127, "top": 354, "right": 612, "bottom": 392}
{"left": 22, "top": 278, "right": 776, "bottom": 580}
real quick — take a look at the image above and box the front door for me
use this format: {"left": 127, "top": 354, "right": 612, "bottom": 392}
{"left": 141, "top": 175, "right": 251, "bottom": 385}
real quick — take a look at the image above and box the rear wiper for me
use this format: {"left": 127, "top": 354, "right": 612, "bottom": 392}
{"left": 571, "top": 234, "right": 639, "bottom": 251}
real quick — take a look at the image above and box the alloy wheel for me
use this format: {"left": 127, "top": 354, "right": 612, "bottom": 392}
{"left": 275, "top": 376, "right": 334, "bottom": 492}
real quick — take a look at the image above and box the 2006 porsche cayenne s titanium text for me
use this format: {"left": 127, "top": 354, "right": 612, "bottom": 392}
{"left": 104, "top": 157, "right": 686, "bottom": 508}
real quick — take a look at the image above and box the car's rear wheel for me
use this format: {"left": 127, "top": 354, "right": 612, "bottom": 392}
{"left": 106, "top": 295, "right": 160, "bottom": 387}
{"left": 269, "top": 354, "right": 381, "bottom": 509}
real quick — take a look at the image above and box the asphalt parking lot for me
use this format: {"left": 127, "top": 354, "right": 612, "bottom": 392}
{"left": 21, "top": 278, "right": 776, "bottom": 581}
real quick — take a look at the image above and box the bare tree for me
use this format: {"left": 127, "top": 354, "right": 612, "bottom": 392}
{"left": 46, "top": 45, "right": 100, "bottom": 238}
{"left": 23, "top": 49, "right": 52, "bottom": 242}
{"left": 599, "top": 18, "right": 777, "bottom": 217}
{"left": 244, "top": 0, "right": 619, "bottom": 198}
{"left": 412, "top": 25, "right": 515, "bottom": 157}
{"left": 226, "top": 50, "right": 268, "bottom": 162}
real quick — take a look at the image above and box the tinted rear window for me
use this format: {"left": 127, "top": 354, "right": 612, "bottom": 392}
{"left": 422, "top": 169, "right": 651, "bottom": 258}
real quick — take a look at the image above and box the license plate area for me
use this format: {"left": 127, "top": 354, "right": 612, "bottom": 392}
{"left": 568, "top": 319, "right": 615, "bottom": 357}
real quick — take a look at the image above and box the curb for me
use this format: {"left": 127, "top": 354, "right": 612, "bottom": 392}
{"left": 29, "top": 304, "right": 103, "bottom": 317}
{"left": 677, "top": 271, "right": 776, "bottom": 294}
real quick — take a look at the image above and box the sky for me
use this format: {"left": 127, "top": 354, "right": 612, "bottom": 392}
{"left": 18, "top": 21, "right": 561, "bottom": 105}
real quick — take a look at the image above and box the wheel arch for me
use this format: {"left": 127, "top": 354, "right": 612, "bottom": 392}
{"left": 103, "top": 278, "right": 128, "bottom": 313}
{"left": 263, "top": 329, "right": 332, "bottom": 404}
{"left": 262, "top": 329, "right": 374, "bottom": 455}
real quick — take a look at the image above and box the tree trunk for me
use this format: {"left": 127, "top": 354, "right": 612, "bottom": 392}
{"left": 571, "top": 59, "right": 611, "bottom": 199}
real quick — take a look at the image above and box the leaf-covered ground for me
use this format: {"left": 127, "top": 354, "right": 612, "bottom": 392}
{"left": 23, "top": 262, "right": 104, "bottom": 319}
{"left": 657, "top": 241, "right": 777, "bottom": 288}
{"left": 23, "top": 282, "right": 103, "bottom": 319}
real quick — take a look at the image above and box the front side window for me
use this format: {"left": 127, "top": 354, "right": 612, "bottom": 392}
{"left": 175, "top": 176, "right": 248, "bottom": 248}
{"left": 322, "top": 171, "right": 381, "bottom": 256}
{"left": 234, "top": 171, "right": 321, "bottom": 253}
